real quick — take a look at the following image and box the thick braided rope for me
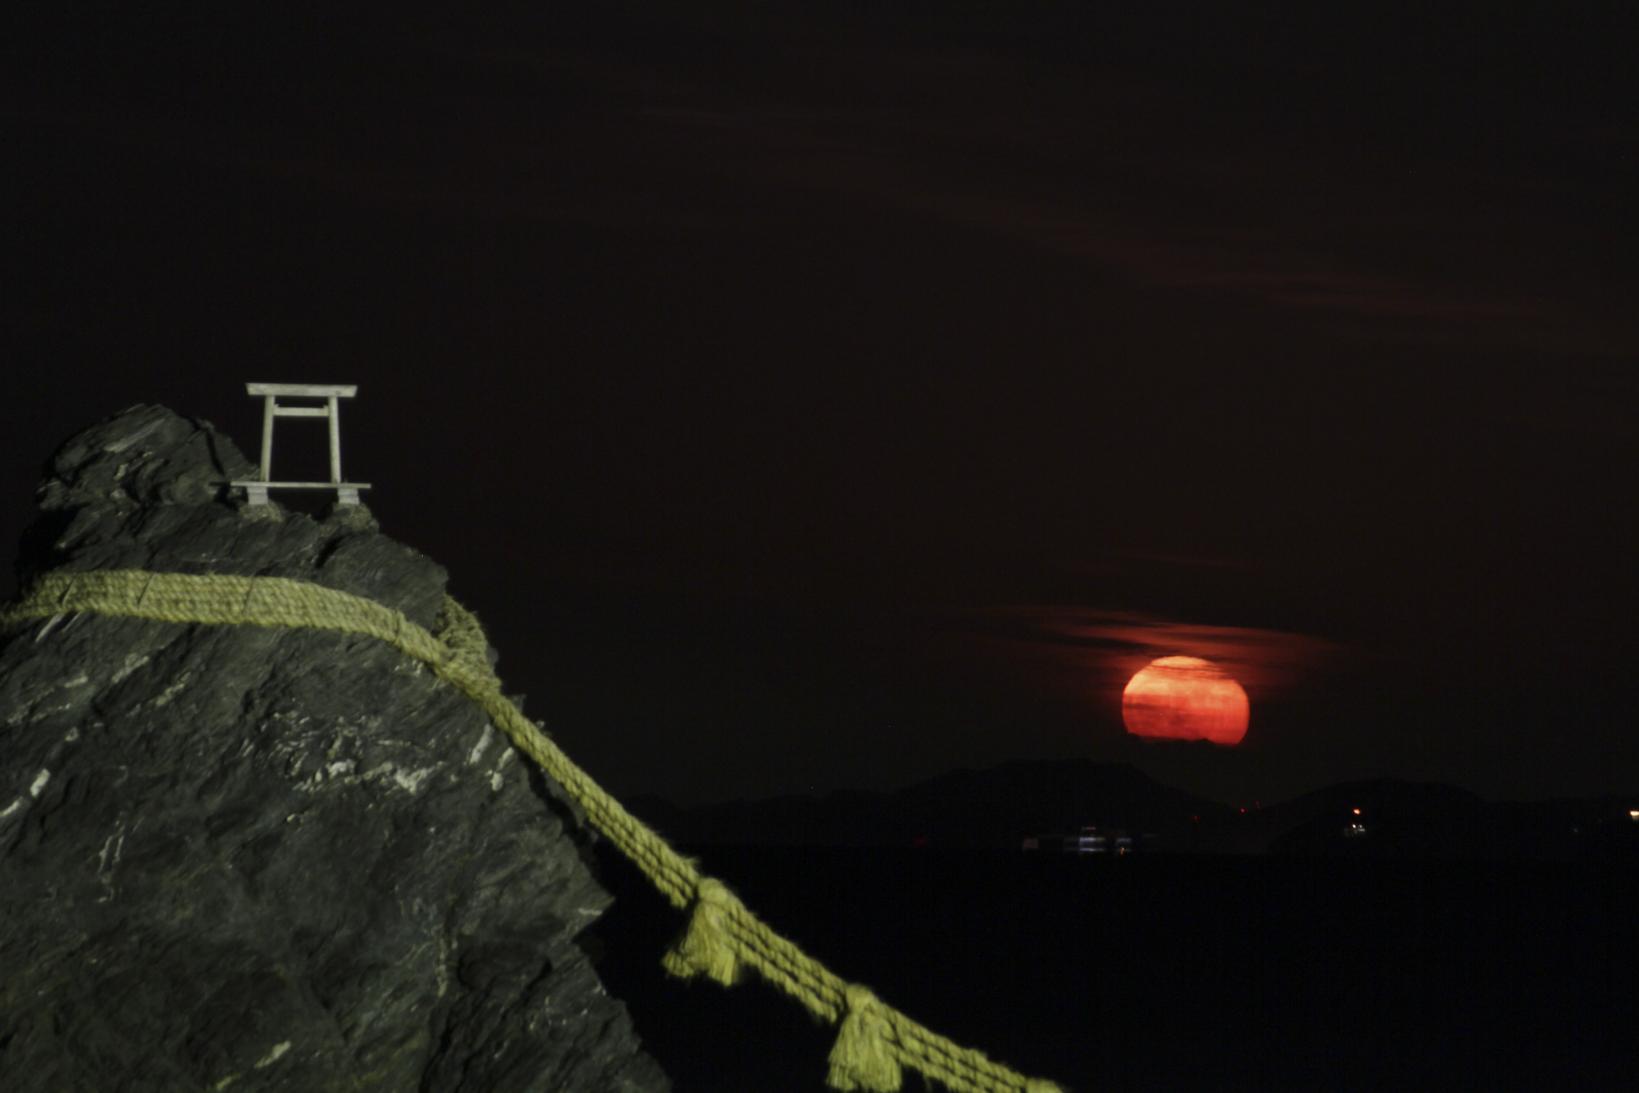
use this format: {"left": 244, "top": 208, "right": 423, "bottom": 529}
{"left": 1, "top": 569, "right": 1063, "bottom": 1093}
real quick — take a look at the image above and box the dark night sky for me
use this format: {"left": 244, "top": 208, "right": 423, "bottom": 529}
{"left": 6, "top": 3, "right": 1637, "bottom": 807}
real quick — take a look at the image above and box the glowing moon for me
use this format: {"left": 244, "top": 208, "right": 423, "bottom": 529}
{"left": 1122, "top": 656, "right": 1250, "bottom": 745}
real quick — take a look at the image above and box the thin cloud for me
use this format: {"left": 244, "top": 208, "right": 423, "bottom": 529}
{"left": 26, "top": 35, "right": 1626, "bottom": 358}
{"left": 947, "top": 605, "right": 1340, "bottom": 707}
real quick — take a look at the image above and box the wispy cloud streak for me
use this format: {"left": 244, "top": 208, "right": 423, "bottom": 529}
{"left": 945, "top": 605, "right": 1340, "bottom": 707}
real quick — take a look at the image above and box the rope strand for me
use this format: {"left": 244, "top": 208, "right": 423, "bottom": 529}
{"left": 1, "top": 569, "right": 1064, "bottom": 1093}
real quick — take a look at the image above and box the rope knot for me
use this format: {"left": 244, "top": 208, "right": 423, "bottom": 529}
{"left": 434, "top": 596, "right": 496, "bottom": 684}
{"left": 826, "top": 983, "right": 901, "bottom": 1092}
{"left": 661, "top": 876, "right": 743, "bottom": 987}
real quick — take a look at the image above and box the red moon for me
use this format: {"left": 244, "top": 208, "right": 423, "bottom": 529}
{"left": 1122, "top": 656, "right": 1250, "bottom": 745}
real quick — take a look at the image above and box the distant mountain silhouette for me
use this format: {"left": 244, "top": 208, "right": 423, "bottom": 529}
{"left": 1262, "top": 778, "right": 1639, "bottom": 860}
{"left": 629, "top": 760, "right": 1639, "bottom": 859}
{"left": 631, "top": 758, "right": 1234, "bottom": 849}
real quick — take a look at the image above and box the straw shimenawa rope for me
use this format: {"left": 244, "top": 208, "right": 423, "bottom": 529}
{"left": 0, "top": 568, "right": 1064, "bottom": 1093}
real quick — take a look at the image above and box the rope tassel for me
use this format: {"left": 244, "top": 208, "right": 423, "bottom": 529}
{"left": 662, "top": 876, "right": 743, "bottom": 986}
{"left": 827, "top": 984, "right": 901, "bottom": 1092}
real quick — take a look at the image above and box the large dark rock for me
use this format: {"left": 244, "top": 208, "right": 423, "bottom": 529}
{"left": 0, "top": 405, "right": 669, "bottom": 1092}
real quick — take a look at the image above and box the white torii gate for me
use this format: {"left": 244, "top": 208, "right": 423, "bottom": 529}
{"left": 230, "top": 383, "right": 372, "bottom": 506}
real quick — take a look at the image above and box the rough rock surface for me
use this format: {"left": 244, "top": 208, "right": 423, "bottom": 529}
{"left": 0, "top": 405, "right": 669, "bottom": 1092}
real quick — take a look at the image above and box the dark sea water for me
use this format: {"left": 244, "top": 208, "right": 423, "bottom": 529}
{"left": 588, "top": 845, "right": 1637, "bottom": 1091}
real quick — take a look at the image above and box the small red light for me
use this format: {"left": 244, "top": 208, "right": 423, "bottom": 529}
{"left": 1351, "top": 807, "right": 1362, "bottom": 816}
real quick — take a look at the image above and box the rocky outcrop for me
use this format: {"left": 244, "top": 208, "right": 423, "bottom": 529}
{"left": 0, "top": 405, "right": 669, "bottom": 1092}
